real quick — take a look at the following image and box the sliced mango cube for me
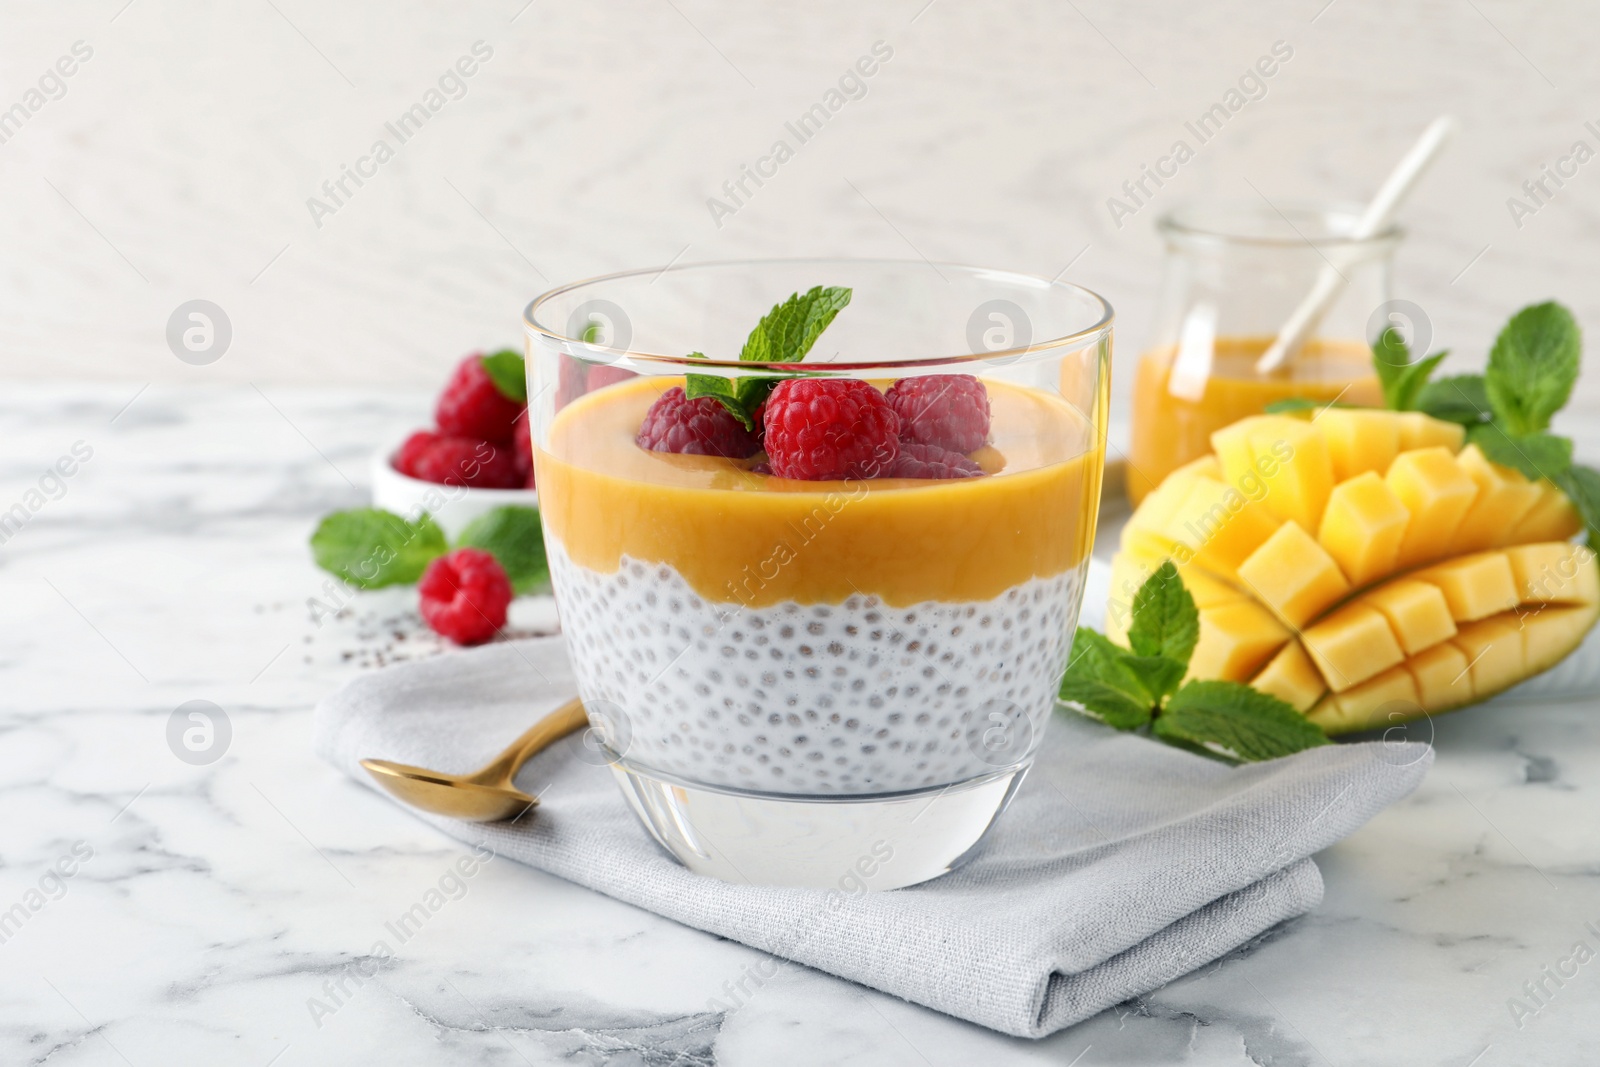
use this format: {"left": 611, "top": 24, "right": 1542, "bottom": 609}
{"left": 1386, "top": 447, "right": 1479, "bottom": 568}
{"left": 1250, "top": 641, "right": 1326, "bottom": 713}
{"left": 1453, "top": 446, "right": 1542, "bottom": 552}
{"left": 1235, "top": 522, "right": 1352, "bottom": 629}
{"left": 1451, "top": 614, "right": 1526, "bottom": 697}
{"left": 1509, "top": 481, "right": 1583, "bottom": 544}
{"left": 1318, "top": 472, "right": 1409, "bottom": 588}
{"left": 1190, "top": 600, "right": 1291, "bottom": 682}
{"left": 1314, "top": 408, "right": 1402, "bottom": 481}
{"left": 1396, "top": 411, "right": 1467, "bottom": 453}
{"left": 1523, "top": 604, "right": 1600, "bottom": 674}
{"left": 1307, "top": 665, "right": 1421, "bottom": 734}
{"left": 1162, "top": 476, "right": 1282, "bottom": 581}
{"left": 1414, "top": 552, "right": 1520, "bottom": 622}
{"left": 1300, "top": 603, "right": 1404, "bottom": 692}
{"left": 1364, "top": 579, "right": 1457, "bottom": 654}
{"left": 1407, "top": 642, "right": 1473, "bottom": 711}
{"left": 1504, "top": 542, "right": 1600, "bottom": 605}
{"left": 1212, "top": 415, "right": 1336, "bottom": 532}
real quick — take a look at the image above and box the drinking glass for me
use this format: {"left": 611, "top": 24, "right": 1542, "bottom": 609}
{"left": 525, "top": 259, "right": 1111, "bottom": 889}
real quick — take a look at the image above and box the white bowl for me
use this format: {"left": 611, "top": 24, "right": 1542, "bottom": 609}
{"left": 370, "top": 445, "right": 537, "bottom": 540}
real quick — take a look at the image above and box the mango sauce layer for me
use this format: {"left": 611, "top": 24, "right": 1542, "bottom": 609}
{"left": 535, "top": 375, "right": 1101, "bottom": 608}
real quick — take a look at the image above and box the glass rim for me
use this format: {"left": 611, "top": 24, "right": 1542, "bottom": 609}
{"left": 1157, "top": 200, "right": 1404, "bottom": 250}
{"left": 522, "top": 256, "right": 1114, "bottom": 371}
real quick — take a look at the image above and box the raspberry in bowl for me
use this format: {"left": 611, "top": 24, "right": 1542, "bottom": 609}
{"left": 371, "top": 350, "right": 544, "bottom": 539}
{"left": 525, "top": 261, "right": 1111, "bottom": 889}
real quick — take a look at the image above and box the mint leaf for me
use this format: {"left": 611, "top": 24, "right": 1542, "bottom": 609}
{"left": 1371, "top": 327, "right": 1446, "bottom": 411}
{"left": 1121, "top": 654, "right": 1188, "bottom": 704}
{"left": 1059, "top": 629, "right": 1155, "bottom": 729}
{"left": 1154, "top": 680, "right": 1329, "bottom": 761}
{"left": 740, "top": 286, "right": 852, "bottom": 364}
{"left": 1556, "top": 464, "right": 1600, "bottom": 546}
{"left": 481, "top": 349, "right": 528, "bottom": 404}
{"left": 455, "top": 505, "right": 549, "bottom": 594}
{"left": 1127, "top": 561, "right": 1200, "bottom": 667}
{"left": 1417, "top": 373, "right": 1492, "bottom": 426}
{"left": 1371, "top": 327, "right": 1411, "bottom": 408}
{"left": 311, "top": 508, "right": 447, "bottom": 589}
{"left": 1485, "top": 301, "right": 1580, "bottom": 435}
{"left": 1466, "top": 424, "right": 1573, "bottom": 482}
{"left": 684, "top": 373, "right": 781, "bottom": 431}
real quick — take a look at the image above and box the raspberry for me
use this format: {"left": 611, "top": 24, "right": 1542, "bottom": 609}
{"left": 394, "top": 430, "right": 441, "bottom": 479}
{"left": 763, "top": 379, "right": 900, "bottom": 481}
{"left": 418, "top": 548, "right": 512, "bottom": 645}
{"left": 887, "top": 442, "right": 984, "bottom": 479}
{"left": 885, "top": 375, "right": 991, "bottom": 454}
{"left": 511, "top": 411, "right": 534, "bottom": 487}
{"left": 436, "top": 354, "right": 524, "bottom": 443}
{"left": 405, "top": 435, "right": 522, "bottom": 489}
{"left": 637, "top": 386, "right": 761, "bottom": 459}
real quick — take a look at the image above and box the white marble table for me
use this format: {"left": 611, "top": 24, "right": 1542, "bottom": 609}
{"left": 5, "top": 382, "right": 1600, "bottom": 1065}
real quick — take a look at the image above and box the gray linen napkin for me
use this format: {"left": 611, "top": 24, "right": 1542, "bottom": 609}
{"left": 313, "top": 636, "right": 1431, "bottom": 1038}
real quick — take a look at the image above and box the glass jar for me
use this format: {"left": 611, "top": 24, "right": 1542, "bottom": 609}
{"left": 1126, "top": 203, "right": 1397, "bottom": 505}
{"left": 525, "top": 259, "right": 1111, "bottom": 889}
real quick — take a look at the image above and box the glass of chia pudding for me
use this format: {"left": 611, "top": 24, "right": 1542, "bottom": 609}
{"left": 526, "top": 260, "right": 1111, "bottom": 889}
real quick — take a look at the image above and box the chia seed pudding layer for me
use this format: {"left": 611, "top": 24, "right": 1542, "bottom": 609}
{"left": 549, "top": 537, "right": 1083, "bottom": 794}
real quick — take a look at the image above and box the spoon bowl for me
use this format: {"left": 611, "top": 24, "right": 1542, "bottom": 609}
{"left": 360, "top": 697, "right": 589, "bottom": 822}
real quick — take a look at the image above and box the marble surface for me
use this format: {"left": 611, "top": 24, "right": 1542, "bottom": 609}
{"left": 4, "top": 382, "right": 1600, "bottom": 1065}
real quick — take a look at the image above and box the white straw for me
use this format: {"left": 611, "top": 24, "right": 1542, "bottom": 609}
{"left": 1254, "top": 115, "right": 1458, "bottom": 375}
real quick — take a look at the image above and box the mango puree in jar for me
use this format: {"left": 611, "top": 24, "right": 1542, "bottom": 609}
{"left": 1127, "top": 336, "right": 1381, "bottom": 506}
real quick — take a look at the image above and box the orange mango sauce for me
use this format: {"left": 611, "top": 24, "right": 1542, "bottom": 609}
{"left": 535, "top": 376, "right": 1103, "bottom": 608}
{"left": 1127, "top": 336, "right": 1381, "bottom": 506}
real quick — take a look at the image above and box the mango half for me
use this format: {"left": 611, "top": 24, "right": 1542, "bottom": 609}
{"left": 1109, "top": 412, "right": 1596, "bottom": 734}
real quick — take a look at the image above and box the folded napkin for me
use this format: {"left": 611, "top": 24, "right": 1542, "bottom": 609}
{"left": 313, "top": 632, "right": 1431, "bottom": 1038}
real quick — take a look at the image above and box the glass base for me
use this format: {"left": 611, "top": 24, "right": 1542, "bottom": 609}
{"left": 608, "top": 756, "right": 1029, "bottom": 890}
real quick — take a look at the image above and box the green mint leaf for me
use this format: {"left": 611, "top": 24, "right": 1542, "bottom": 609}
{"left": 1466, "top": 424, "right": 1573, "bottom": 483}
{"left": 1388, "top": 351, "right": 1448, "bottom": 411}
{"left": 455, "top": 505, "right": 549, "bottom": 594}
{"left": 1127, "top": 560, "right": 1200, "bottom": 668}
{"left": 740, "top": 286, "right": 852, "bottom": 364}
{"left": 1485, "top": 301, "right": 1580, "bottom": 435}
{"left": 684, "top": 373, "right": 759, "bottom": 430}
{"left": 310, "top": 508, "right": 447, "bottom": 589}
{"left": 1416, "top": 374, "right": 1492, "bottom": 426}
{"left": 1370, "top": 323, "right": 1446, "bottom": 411}
{"left": 1371, "top": 326, "right": 1411, "bottom": 409}
{"left": 481, "top": 349, "right": 528, "bottom": 404}
{"left": 1154, "top": 680, "right": 1330, "bottom": 762}
{"left": 1059, "top": 628, "right": 1156, "bottom": 729}
{"left": 1121, "top": 654, "right": 1188, "bottom": 704}
{"left": 1556, "top": 464, "right": 1600, "bottom": 547}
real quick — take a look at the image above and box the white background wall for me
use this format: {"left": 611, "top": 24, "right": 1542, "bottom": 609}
{"left": 3, "top": 0, "right": 1599, "bottom": 408}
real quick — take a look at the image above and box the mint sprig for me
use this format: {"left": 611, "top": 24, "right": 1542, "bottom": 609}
{"left": 683, "top": 285, "right": 852, "bottom": 428}
{"left": 481, "top": 349, "right": 528, "bottom": 404}
{"left": 1485, "top": 302, "right": 1580, "bottom": 436}
{"left": 1058, "top": 562, "right": 1329, "bottom": 761}
{"left": 310, "top": 504, "right": 548, "bottom": 594}
{"left": 1372, "top": 327, "right": 1449, "bottom": 412}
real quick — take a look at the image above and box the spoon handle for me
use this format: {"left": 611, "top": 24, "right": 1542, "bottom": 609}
{"left": 479, "top": 697, "right": 590, "bottom": 783}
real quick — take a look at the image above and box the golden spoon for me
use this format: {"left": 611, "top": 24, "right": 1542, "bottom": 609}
{"left": 360, "top": 698, "right": 589, "bottom": 822}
